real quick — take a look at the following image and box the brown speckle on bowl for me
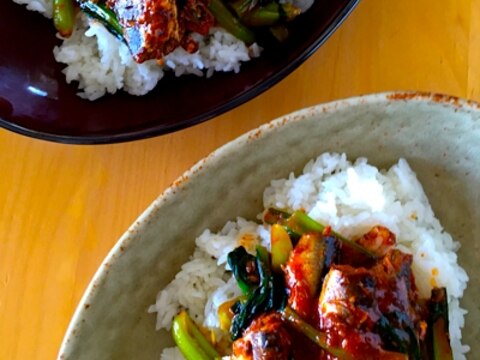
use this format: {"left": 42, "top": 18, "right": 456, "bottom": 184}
{"left": 386, "top": 91, "right": 480, "bottom": 111}
{"left": 248, "top": 129, "right": 262, "bottom": 141}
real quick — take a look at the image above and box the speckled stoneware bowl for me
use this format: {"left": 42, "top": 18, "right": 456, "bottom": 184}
{"left": 58, "top": 92, "right": 479, "bottom": 359}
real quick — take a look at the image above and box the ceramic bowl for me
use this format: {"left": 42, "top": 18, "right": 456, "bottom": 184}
{"left": 0, "top": 0, "right": 358, "bottom": 144}
{"left": 58, "top": 92, "right": 479, "bottom": 359}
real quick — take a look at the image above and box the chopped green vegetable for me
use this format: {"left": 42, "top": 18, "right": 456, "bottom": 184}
{"left": 53, "top": 0, "right": 76, "bottom": 37}
{"left": 77, "top": 1, "right": 124, "bottom": 42}
{"left": 230, "top": 0, "right": 258, "bottom": 17}
{"left": 242, "top": 3, "right": 301, "bottom": 27}
{"left": 255, "top": 244, "right": 270, "bottom": 265}
{"left": 263, "top": 208, "right": 300, "bottom": 242}
{"left": 263, "top": 208, "right": 377, "bottom": 259}
{"left": 287, "top": 210, "right": 323, "bottom": 234}
{"left": 281, "top": 306, "right": 353, "bottom": 360}
{"left": 270, "top": 224, "right": 293, "bottom": 272}
{"left": 208, "top": 0, "right": 256, "bottom": 44}
{"left": 172, "top": 310, "right": 220, "bottom": 360}
{"left": 229, "top": 245, "right": 288, "bottom": 340}
{"left": 430, "top": 288, "right": 453, "bottom": 360}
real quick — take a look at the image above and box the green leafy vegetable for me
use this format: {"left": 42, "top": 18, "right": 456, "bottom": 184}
{"left": 229, "top": 245, "right": 288, "bottom": 340}
{"left": 227, "top": 246, "right": 259, "bottom": 294}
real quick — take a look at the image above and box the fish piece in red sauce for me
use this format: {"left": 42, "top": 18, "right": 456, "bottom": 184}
{"left": 284, "top": 233, "right": 339, "bottom": 319}
{"left": 318, "top": 249, "right": 426, "bottom": 359}
{"left": 232, "top": 312, "right": 291, "bottom": 360}
{"left": 107, "top": 0, "right": 214, "bottom": 62}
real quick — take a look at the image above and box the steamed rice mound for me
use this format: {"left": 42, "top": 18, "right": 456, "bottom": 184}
{"left": 149, "top": 152, "right": 469, "bottom": 360}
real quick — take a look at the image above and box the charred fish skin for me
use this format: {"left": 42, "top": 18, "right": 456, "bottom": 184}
{"left": 107, "top": 0, "right": 181, "bottom": 62}
{"left": 284, "top": 232, "right": 326, "bottom": 319}
{"left": 232, "top": 313, "right": 292, "bottom": 360}
{"left": 284, "top": 232, "right": 339, "bottom": 319}
{"left": 318, "top": 250, "right": 425, "bottom": 358}
{"left": 319, "top": 266, "right": 379, "bottom": 328}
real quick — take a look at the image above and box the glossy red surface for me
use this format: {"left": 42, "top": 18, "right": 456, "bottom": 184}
{"left": 0, "top": 0, "right": 358, "bottom": 144}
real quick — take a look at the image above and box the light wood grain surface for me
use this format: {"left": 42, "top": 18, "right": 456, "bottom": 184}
{"left": 1, "top": 0, "right": 479, "bottom": 359}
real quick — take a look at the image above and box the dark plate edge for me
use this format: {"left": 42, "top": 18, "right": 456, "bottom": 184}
{"left": 0, "top": 0, "right": 360, "bottom": 145}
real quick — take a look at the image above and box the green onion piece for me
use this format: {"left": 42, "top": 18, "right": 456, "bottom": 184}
{"left": 243, "top": 7, "right": 280, "bottom": 27}
{"left": 282, "top": 307, "right": 408, "bottom": 360}
{"left": 172, "top": 310, "right": 220, "bottom": 360}
{"left": 284, "top": 210, "right": 376, "bottom": 259}
{"left": 230, "top": 0, "right": 258, "bottom": 17}
{"left": 285, "top": 210, "right": 325, "bottom": 234}
{"left": 78, "top": 1, "right": 124, "bottom": 41}
{"left": 53, "top": 0, "right": 76, "bottom": 37}
{"left": 270, "top": 224, "right": 293, "bottom": 272}
{"left": 207, "top": 0, "right": 256, "bottom": 44}
{"left": 281, "top": 306, "right": 353, "bottom": 360}
{"left": 242, "top": 3, "right": 301, "bottom": 27}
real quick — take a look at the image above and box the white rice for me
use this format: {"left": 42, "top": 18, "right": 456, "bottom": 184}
{"left": 148, "top": 152, "right": 469, "bottom": 360}
{"left": 12, "top": 0, "right": 263, "bottom": 100}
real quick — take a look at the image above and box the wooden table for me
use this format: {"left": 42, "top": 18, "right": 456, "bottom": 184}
{"left": 1, "top": 1, "right": 479, "bottom": 359}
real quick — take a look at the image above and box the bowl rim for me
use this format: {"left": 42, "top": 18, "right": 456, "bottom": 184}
{"left": 57, "top": 90, "right": 480, "bottom": 358}
{"left": 0, "top": 0, "right": 359, "bottom": 145}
